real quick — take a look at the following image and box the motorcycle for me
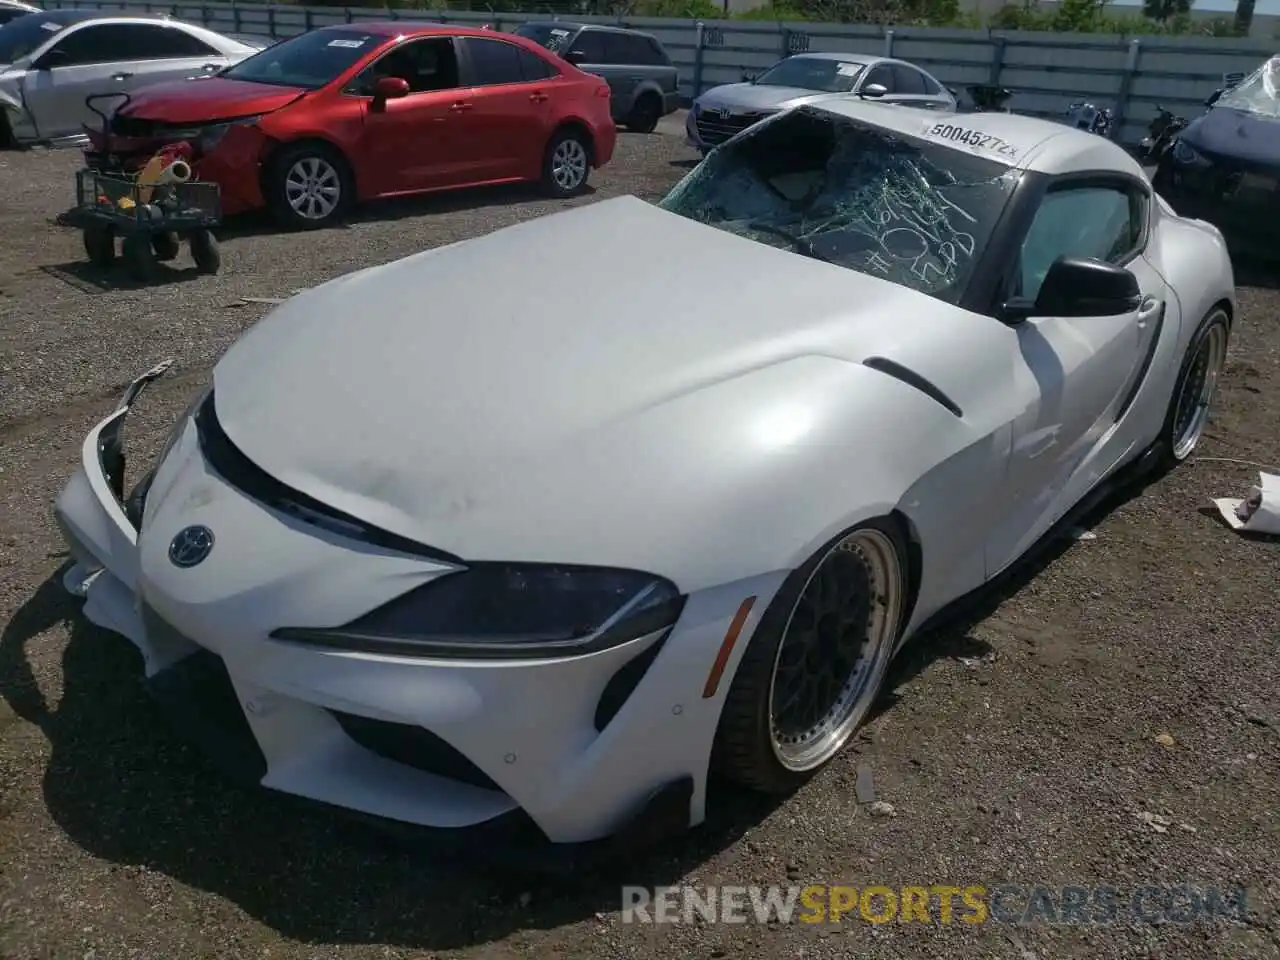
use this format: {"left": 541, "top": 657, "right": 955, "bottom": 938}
{"left": 1139, "top": 104, "right": 1187, "bottom": 164}
{"left": 964, "top": 83, "right": 1014, "bottom": 112}
{"left": 1064, "top": 100, "right": 1114, "bottom": 137}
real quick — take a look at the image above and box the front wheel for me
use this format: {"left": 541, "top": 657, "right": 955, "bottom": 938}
{"left": 712, "top": 519, "right": 908, "bottom": 793}
{"left": 541, "top": 128, "right": 591, "bottom": 198}
{"left": 189, "top": 229, "right": 221, "bottom": 274}
{"left": 1157, "top": 305, "right": 1231, "bottom": 469}
{"left": 121, "top": 234, "right": 156, "bottom": 282}
{"left": 266, "top": 143, "right": 353, "bottom": 230}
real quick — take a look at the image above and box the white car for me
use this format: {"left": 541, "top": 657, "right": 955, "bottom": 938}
{"left": 54, "top": 100, "right": 1234, "bottom": 854}
{"left": 0, "top": 10, "right": 258, "bottom": 146}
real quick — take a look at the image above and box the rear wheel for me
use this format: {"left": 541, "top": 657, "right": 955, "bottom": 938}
{"left": 1158, "top": 305, "right": 1230, "bottom": 468}
{"left": 266, "top": 142, "right": 353, "bottom": 230}
{"left": 712, "top": 519, "right": 908, "bottom": 793}
{"left": 82, "top": 223, "right": 115, "bottom": 267}
{"left": 189, "top": 229, "right": 221, "bottom": 274}
{"left": 152, "top": 232, "right": 180, "bottom": 262}
{"left": 541, "top": 128, "right": 591, "bottom": 198}
{"left": 121, "top": 234, "right": 156, "bottom": 282}
{"left": 626, "top": 93, "right": 662, "bottom": 133}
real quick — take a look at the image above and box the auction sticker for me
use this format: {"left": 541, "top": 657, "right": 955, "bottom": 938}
{"left": 920, "top": 120, "right": 1020, "bottom": 161}
{"left": 328, "top": 38, "right": 366, "bottom": 48}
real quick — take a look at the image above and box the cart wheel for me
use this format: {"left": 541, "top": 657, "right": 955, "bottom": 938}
{"left": 152, "top": 232, "right": 180, "bottom": 262}
{"left": 83, "top": 223, "right": 115, "bottom": 267}
{"left": 121, "top": 234, "right": 156, "bottom": 282}
{"left": 189, "top": 229, "right": 221, "bottom": 275}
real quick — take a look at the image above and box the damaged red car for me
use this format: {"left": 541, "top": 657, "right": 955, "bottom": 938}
{"left": 85, "top": 22, "right": 617, "bottom": 228}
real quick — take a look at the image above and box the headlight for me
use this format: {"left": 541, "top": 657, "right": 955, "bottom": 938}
{"left": 272, "top": 563, "right": 685, "bottom": 660}
{"left": 1171, "top": 138, "right": 1209, "bottom": 167}
{"left": 197, "top": 115, "right": 262, "bottom": 152}
{"left": 124, "top": 384, "right": 210, "bottom": 527}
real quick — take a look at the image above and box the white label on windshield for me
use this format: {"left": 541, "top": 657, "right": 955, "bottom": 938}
{"left": 920, "top": 120, "right": 1020, "bottom": 162}
{"left": 550, "top": 28, "right": 570, "bottom": 36}
{"left": 836, "top": 63, "right": 861, "bottom": 76}
{"left": 41, "top": 21, "right": 61, "bottom": 31}
{"left": 328, "top": 38, "right": 365, "bottom": 48}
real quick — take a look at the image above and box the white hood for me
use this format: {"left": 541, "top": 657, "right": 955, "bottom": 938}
{"left": 211, "top": 197, "right": 966, "bottom": 574}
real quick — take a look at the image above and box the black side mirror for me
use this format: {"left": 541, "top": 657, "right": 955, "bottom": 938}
{"left": 35, "top": 48, "right": 70, "bottom": 70}
{"left": 1205, "top": 88, "right": 1223, "bottom": 107}
{"left": 1001, "top": 256, "right": 1142, "bottom": 322}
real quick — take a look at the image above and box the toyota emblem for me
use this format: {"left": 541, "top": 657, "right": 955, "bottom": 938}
{"left": 169, "top": 525, "right": 214, "bottom": 568}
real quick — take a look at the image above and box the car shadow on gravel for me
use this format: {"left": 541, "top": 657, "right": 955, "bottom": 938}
{"left": 212, "top": 183, "right": 600, "bottom": 241}
{"left": 39, "top": 261, "right": 205, "bottom": 294}
{"left": 0, "top": 465, "right": 1164, "bottom": 952}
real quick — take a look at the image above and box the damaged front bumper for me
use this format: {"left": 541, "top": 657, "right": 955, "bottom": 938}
{"left": 52, "top": 363, "right": 764, "bottom": 868}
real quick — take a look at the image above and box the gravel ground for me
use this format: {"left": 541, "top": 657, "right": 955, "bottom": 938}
{"left": 1, "top": 129, "right": 1279, "bottom": 960}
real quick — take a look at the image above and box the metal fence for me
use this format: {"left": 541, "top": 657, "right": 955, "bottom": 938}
{"left": 33, "top": 0, "right": 1280, "bottom": 145}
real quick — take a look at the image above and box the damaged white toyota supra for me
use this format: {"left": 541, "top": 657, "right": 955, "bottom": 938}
{"left": 55, "top": 99, "right": 1235, "bottom": 858}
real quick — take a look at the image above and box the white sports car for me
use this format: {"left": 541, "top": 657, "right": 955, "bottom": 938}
{"left": 55, "top": 100, "right": 1234, "bottom": 856}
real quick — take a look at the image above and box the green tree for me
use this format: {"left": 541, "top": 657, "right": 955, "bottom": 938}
{"left": 1142, "top": 0, "right": 1191, "bottom": 24}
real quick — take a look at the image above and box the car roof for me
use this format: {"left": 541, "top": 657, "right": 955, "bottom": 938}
{"left": 811, "top": 98, "right": 1146, "bottom": 177}
{"left": 789, "top": 51, "right": 874, "bottom": 63}
{"left": 337, "top": 21, "right": 529, "bottom": 39}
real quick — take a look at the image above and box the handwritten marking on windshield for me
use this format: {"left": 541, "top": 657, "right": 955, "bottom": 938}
{"left": 843, "top": 178, "right": 978, "bottom": 285}
{"left": 926, "top": 122, "right": 1018, "bottom": 158}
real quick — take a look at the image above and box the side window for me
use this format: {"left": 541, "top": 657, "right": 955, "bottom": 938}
{"left": 1015, "top": 185, "right": 1144, "bottom": 302}
{"left": 516, "top": 46, "right": 557, "bottom": 81}
{"left": 646, "top": 38, "right": 671, "bottom": 65}
{"left": 126, "top": 24, "right": 220, "bottom": 59}
{"left": 891, "top": 64, "right": 927, "bottom": 95}
{"left": 920, "top": 71, "right": 944, "bottom": 95}
{"left": 569, "top": 29, "right": 607, "bottom": 64}
{"left": 466, "top": 37, "right": 525, "bottom": 86}
{"left": 0, "top": 9, "right": 26, "bottom": 24}
{"left": 862, "top": 63, "right": 895, "bottom": 92}
{"left": 350, "top": 37, "right": 459, "bottom": 95}
{"left": 43, "top": 24, "right": 117, "bottom": 66}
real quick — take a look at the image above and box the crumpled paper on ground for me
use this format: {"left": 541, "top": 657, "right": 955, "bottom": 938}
{"left": 1213, "top": 471, "right": 1280, "bottom": 535}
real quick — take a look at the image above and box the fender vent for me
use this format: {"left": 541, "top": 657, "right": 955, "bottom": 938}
{"left": 862, "top": 357, "right": 963, "bottom": 418}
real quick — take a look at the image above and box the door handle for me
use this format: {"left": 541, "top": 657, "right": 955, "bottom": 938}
{"left": 450, "top": 101, "right": 473, "bottom": 112}
{"left": 112, "top": 72, "right": 133, "bottom": 82}
{"left": 1136, "top": 296, "right": 1163, "bottom": 328}
{"left": 529, "top": 91, "right": 549, "bottom": 102}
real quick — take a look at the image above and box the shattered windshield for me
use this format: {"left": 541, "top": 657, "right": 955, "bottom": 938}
{"left": 659, "top": 107, "right": 1019, "bottom": 303}
{"left": 1217, "top": 55, "right": 1280, "bottom": 118}
{"left": 753, "top": 56, "right": 866, "bottom": 93}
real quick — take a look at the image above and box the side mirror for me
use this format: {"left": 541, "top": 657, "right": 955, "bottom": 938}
{"left": 1205, "top": 88, "right": 1223, "bottom": 107}
{"left": 372, "top": 76, "right": 409, "bottom": 104}
{"left": 1002, "top": 256, "right": 1142, "bottom": 322}
{"left": 742, "top": 70, "right": 757, "bottom": 82}
{"left": 34, "top": 48, "right": 70, "bottom": 70}
{"left": 563, "top": 50, "right": 586, "bottom": 65}
{"left": 860, "top": 82, "right": 888, "bottom": 99}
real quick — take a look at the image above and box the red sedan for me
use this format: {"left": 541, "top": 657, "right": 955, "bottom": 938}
{"left": 87, "top": 23, "right": 617, "bottom": 228}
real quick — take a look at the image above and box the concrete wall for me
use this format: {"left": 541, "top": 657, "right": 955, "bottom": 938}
{"left": 34, "top": 0, "right": 1280, "bottom": 145}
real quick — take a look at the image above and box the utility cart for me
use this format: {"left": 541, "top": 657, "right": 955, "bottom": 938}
{"left": 75, "top": 167, "right": 223, "bottom": 282}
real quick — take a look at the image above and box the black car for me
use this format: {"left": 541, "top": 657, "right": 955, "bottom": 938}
{"left": 1154, "top": 56, "right": 1280, "bottom": 248}
{"left": 513, "top": 21, "right": 680, "bottom": 132}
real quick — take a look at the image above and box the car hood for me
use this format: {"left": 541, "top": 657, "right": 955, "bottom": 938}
{"left": 119, "top": 76, "right": 306, "bottom": 123}
{"left": 1181, "top": 105, "right": 1280, "bottom": 169}
{"left": 210, "top": 196, "right": 966, "bottom": 568}
{"left": 696, "top": 82, "right": 845, "bottom": 113}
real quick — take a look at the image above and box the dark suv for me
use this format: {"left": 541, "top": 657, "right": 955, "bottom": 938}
{"left": 513, "top": 21, "right": 680, "bottom": 132}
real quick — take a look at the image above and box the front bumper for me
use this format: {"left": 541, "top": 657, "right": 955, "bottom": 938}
{"left": 1156, "top": 150, "right": 1280, "bottom": 240}
{"left": 53, "top": 364, "right": 783, "bottom": 860}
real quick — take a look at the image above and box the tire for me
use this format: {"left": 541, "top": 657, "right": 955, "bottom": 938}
{"left": 152, "top": 232, "right": 180, "bottom": 262}
{"left": 1155, "top": 305, "right": 1231, "bottom": 470}
{"left": 265, "top": 141, "right": 353, "bottom": 230}
{"left": 0, "top": 112, "right": 13, "bottom": 150}
{"left": 121, "top": 234, "right": 156, "bottom": 282}
{"left": 626, "top": 93, "right": 662, "bottom": 133}
{"left": 83, "top": 223, "right": 115, "bottom": 267}
{"left": 541, "top": 127, "right": 591, "bottom": 198}
{"left": 189, "top": 229, "right": 221, "bottom": 274}
{"left": 711, "top": 518, "right": 909, "bottom": 793}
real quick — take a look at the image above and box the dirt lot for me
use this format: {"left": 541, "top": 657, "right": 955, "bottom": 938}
{"left": 1, "top": 130, "right": 1278, "bottom": 960}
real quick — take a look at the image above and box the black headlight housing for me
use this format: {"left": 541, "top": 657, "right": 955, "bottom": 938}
{"left": 272, "top": 563, "right": 685, "bottom": 660}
